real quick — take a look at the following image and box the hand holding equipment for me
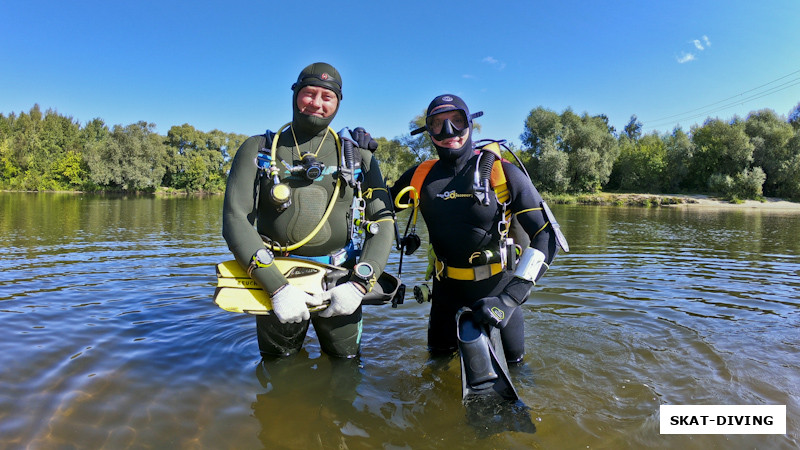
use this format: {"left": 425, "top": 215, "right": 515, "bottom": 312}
{"left": 270, "top": 284, "right": 323, "bottom": 323}
{"left": 316, "top": 282, "right": 364, "bottom": 318}
{"left": 472, "top": 294, "right": 518, "bottom": 328}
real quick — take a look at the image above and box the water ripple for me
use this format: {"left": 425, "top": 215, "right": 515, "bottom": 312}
{"left": 1, "top": 196, "right": 798, "bottom": 448}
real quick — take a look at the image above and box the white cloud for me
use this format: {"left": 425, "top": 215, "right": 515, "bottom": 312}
{"left": 463, "top": 74, "right": 475, "bottom": 79}
{"left": 677, "top": 35, "right": 710, "bottom": 63}
{"left": 692, "top": 35, "right": 712, "bottom": 51}
{"left": 482, "top": 56, "right": 506, "bottom": 70}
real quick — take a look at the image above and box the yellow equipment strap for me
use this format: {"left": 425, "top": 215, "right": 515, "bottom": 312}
{"left": 408, "top": 157, "right": 507, "bottom": 195}
{"left": 264, "top": 124, "right": 342, "bottom": 253}
{"left": 434, "top": 259, "right": 504, "bottom": 281}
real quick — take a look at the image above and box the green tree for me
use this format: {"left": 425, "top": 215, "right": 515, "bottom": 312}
{"left": 610, "top": 132, "right": 666, "bottom": 191}
{"left": 708, "top": 167, "right": 766, "bottom": 201}
{"left": 533, "top": 141, "right": 570, "bottom": 193}
{"left": 51, "top": 150, "right": 88, "bottom": 188}
{"left": 0, "top": 112, "right": 11, "bottom": 139}
{"left": 689, "top": 118, "right": 755, "bottom": 191}
{"left": 85, "top": 121, "right": 167, "bottom": 191}
{"left": 775, "top": 132, "right": 800, "bottom": 200}
{"left": 623, "top": 115, "right": 643, "bottom": 141}
{"left": 0, "top": 114, "right": 18, "bottom": 185}
{"left": 789, "top": 102, "right": 800, "bottom": 131}
{"left": 10, "top": 105, "right": 43, "bottom": 174}
{"left": 220, "top": 131, "right": 249, "bottom": 174}
{"left": 522, "top": 106, "right": 618, "bottom": 193}
{"left": 40, "top": 110, "right": 82, "bottom": 189}
{"left": 745, "top": 109, "right": 794, "bottom": 196}
{"left": 80, "top": 118, "right": 110, "bottom": 146}
{"left": 373, "top": 137, "right": 416, "bottom": 185}
{"left": 663, "top": 127, "right": 694, "bottom": 191}
{"left": 205, "top": 129, "right": 247, "bottom": 173}
{"left": 0, "top": 138, "right": 19, "bottom": 185}
{"left": 164, "top": 124, "right": 230, "bottom": 192}
{"left": 520, "top": 106, "right": 561, "bottom": 157}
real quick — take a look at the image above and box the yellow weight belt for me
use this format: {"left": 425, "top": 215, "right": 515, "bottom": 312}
{"left": 434, "top": 259, "right": 504, "bottom": 281}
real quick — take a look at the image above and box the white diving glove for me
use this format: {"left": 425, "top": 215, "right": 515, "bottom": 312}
{"left": 270, "top": 284, "right": 324, "bottom": 324}
{"left": 316, "top": 282, "right": 365, "bottom": 318}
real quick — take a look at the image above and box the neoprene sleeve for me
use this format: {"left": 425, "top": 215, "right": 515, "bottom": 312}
{"left": 222, "top": 135, "right": 288, "bottom": 294}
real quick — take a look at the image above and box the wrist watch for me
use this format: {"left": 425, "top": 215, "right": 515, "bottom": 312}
{"left": 247, "top": 248, "right": 274, "bottom": 276}
{"left": 351, "top": 262, "right": 375, "bottom": 291}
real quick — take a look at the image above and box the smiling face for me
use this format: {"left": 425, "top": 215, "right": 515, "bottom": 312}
{"left": 296, "top": 85, "right": 339, "bottom": 118}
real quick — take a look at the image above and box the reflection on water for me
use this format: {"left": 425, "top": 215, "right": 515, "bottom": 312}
{"left": 1, "top": 193, "right": 798, "bottom": 448}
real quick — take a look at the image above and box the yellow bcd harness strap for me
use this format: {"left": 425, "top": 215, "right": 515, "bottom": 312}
{"left": 405, "top": 154, "right": 512, "bottom": 228}
{"left": 408, "top": 155, "right": 508, "bottom": 201}
{"left": 409, "top": 159, "right": 438, "bottom": 200}
{"left": 400, "top": 150, "right": 513, "bottom": 282}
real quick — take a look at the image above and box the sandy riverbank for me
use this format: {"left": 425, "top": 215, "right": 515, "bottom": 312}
{"left": 554, "top": 192, "right": 800, "bottom": 212}
{"left": 663, "top": 194, "right": 800, "bottom": 211}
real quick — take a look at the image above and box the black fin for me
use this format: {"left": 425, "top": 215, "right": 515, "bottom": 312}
{"left": 456, "top": 308, "right": 519, "bottom": 401}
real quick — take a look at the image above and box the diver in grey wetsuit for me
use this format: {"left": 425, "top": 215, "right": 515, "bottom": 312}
{"left": 223, "top": 62, "right": 394, "bottom": 358}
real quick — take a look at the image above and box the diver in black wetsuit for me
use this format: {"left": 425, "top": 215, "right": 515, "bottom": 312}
{"left": 390, "top": 94, "right": 566, "bottom": 369}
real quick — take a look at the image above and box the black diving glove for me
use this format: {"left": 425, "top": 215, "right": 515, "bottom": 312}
{"left": 472, "top": 294, "right": 518, "bottom": 329}
{"left": 349, "top": 127, "right": 378, "bottom": 151}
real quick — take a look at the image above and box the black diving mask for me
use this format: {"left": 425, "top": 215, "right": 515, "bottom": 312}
{"left": 426, "top": 110, "right": 469, "bottom": 141}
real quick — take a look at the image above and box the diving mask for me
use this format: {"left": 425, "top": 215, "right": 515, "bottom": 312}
{"left": 426, "top": 110, "right": 469, "bottom": 141}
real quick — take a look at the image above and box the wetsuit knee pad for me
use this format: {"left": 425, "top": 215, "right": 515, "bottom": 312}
{"left": 255, "top": 315, "right": 310, "bottom": 357}
{"left": 312, "top": 308, "right": 363, "bottom": 358}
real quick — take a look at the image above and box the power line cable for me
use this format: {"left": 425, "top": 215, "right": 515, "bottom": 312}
{"left": 645, "top": 77, "right": 800, "bottom": 128}
{"left": 642, "top": 68, "right": 800, "bottom": 128}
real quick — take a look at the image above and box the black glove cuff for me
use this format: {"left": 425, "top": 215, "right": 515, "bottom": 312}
{"left": 348, "top": 275, "right": 371, "bottom": 293}
{"left": 503, "top": 277, "right": 533, "bottom": 305}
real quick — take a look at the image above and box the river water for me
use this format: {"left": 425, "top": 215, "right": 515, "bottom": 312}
{"left": 0, "top": 192, "right": 797, "bottom": 449}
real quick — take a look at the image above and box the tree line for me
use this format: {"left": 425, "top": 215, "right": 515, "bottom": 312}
{"left": 0, "top": 105, "right": 248, "bottom": 193}
{"left": 2, "top": 103, "right": 800, "bottom": 201}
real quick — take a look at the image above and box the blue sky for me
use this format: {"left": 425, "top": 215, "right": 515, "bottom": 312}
{"left": 3, "top": 1, "right": 799, "bottom": 147}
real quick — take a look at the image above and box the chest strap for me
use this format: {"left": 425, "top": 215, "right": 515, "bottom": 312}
{"left": 409, "top": 156, "right": 507, "bottom": 199}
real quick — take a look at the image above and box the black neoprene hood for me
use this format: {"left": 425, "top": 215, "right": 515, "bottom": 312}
{"left": 291, "top": 62, "right": 342, "bottom": 100}
{"left": 426, "top": 94, "right": 470, "bottom": 119}
{"left": 291, "top": 62, "right": 342, "bottom": 135}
